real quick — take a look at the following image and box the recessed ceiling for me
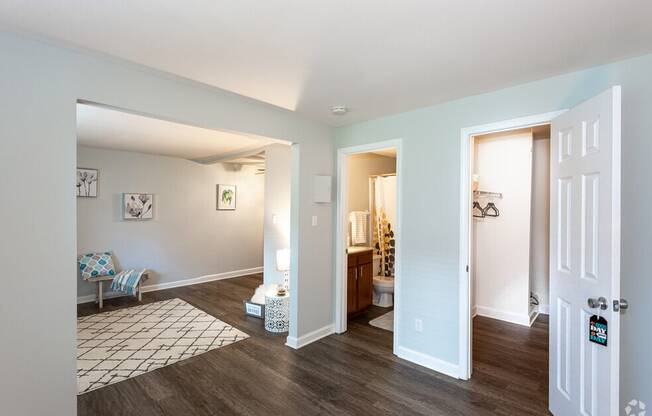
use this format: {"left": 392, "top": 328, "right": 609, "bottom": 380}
{"left": 371, "top": 148, "right": 397, "bottom": 158}
{"left": 76, "top": 103, "right": 282, "bottom": 160}
{"left": 4, "top": 1, "right": 652, "bottom": 126}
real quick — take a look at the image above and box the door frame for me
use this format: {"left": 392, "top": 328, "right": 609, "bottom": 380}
{"left": 334, "top": 138, "right": 403, "bottom": 351}
{"left": 458, "top": 110, "right": 566, "bottom": 379}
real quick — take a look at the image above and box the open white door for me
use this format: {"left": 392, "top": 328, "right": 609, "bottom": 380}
{"left": 549, "top": 86, "right": 621, "bottom": 415}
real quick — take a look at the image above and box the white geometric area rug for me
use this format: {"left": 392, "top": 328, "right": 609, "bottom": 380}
{"left": 77, "top": 298, "right": 248, "bottom": 394}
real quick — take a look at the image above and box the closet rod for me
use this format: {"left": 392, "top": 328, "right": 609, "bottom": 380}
{"left": 474, "top": 190, "right": 503, "bottom": 199}
{"left": 369, "top": 173, "right": 397, "bottom": 178}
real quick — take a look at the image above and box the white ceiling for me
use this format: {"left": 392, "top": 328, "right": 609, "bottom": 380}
{"left": 4, "top": 1, "right": 652, "bottom": 126}
{"left": 76, "top": 104, "right": 280, "bottom": 160}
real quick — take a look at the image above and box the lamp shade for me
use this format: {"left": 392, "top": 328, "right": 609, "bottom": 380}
{"left": 276, "top": 248, "right": 291, "bottom": 272}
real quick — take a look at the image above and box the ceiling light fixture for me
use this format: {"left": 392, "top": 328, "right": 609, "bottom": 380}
{"left": 330, "top": 105, "right": 348, "bottom": 115}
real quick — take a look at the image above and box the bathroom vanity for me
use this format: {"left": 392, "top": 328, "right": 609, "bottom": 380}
{"left": 347, "top": 247, "right": 374, "bottom": 317}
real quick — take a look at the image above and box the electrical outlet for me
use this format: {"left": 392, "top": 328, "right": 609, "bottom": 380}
{"left": 415, "top": 318, "right": 423, "bottom": 332}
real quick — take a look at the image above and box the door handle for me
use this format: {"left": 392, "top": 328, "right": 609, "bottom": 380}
{"left": 613, "top": 298, "right": 629, "bottom": 312}
{"left": 587, "top": 297, "right": 608, "bottom": 310}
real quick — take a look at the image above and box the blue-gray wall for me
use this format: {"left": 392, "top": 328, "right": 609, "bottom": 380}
{"left": 336, "top": 53, "right": 652, "bottom": 409}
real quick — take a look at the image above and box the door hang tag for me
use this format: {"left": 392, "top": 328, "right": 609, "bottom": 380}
{"left": 589, "top": 315, "right": 608, "bottom": 347}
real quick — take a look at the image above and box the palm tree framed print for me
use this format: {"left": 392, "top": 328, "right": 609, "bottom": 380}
{"left": 217, "top": 184, "right": 236, "bottom": 210}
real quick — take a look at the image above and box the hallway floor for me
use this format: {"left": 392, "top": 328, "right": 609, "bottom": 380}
{"left": 78, "top": 275, "right": 549, "bottom": 415}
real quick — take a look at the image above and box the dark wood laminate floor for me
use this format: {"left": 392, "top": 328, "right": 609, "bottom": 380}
{"left": 78, "top": 274, "right": 550, "bottom": 416}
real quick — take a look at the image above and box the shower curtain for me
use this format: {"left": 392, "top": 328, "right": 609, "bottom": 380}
{"left": 371, "top": 176, "right": 397, "bottom": 277}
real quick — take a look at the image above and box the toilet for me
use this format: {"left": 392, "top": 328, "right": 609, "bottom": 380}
{"left": 372, "top": 255, "right": 394, "bottom": 307}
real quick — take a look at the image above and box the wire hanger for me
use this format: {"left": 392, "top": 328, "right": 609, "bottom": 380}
{"left": 473, "top": 201, "right": 485, "bottom": 218}
{"left": 483, "top": 202, "right": 500, "bottom": 217}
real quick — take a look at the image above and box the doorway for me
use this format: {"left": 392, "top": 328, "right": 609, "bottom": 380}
{"left": 468, "top": 124, "right": 552, "bottom": 410}
{"left": 470, "top": 125, "right": 551, "bottom": 327}
{"left": 459, "top": 110, "right": 565, "bottom": 381}
{"left": 335, "top": 139, "right": 402, "bottom": 352}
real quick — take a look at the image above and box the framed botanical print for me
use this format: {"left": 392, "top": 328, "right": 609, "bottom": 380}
{"left": 77, "top": 168, "right": 98, "bottom": 197}
{"left": 217, "top": 184, "right": 236, "bottom": 210}
{"left": 123, "top": 193, "right": 154, "bottom": 220}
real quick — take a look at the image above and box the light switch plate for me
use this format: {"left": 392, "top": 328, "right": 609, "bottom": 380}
{"left": 312, "top": 215, "right": 318, "bottom": 226}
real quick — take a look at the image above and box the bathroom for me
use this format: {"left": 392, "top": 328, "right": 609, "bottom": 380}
{"left": 345, "top": 148, "right": 397, "bottom": 331}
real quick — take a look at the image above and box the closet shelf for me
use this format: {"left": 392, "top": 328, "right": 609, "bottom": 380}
{"left": 474, "top": 190, "right": 503, "bottom": 199}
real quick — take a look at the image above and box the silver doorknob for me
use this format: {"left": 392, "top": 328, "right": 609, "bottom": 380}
{"left": 613, "top": 298, "right": 629, "bottom": 312}
{"left": 587, "top": 297, "right": 608, "bottom": 310}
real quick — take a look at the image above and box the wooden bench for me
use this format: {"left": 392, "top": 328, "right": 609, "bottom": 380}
{"left": 87, "top": 270, "right": 149, "bottom": 309}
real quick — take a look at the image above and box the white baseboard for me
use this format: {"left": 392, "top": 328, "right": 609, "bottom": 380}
{"left": 538, "top": 304, "right": 550, "bottom": 315}
{"left": 395, "top": 345, "right": 460, "bottom": 379}
{"left": 77, "top": 291, "right": 124, "bottom": 304}
{"left": 472, "top": 306, "right": 478, "bottom": 318}
{"left": 286, "top": 324, "right": 334, "bottom": 349}
{"left": 77, "top": 266, "right": 263, "bottom": 304}
{"left": 475, "top": 305, "right": 531, "bottom": 327}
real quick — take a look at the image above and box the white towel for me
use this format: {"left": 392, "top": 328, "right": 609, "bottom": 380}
{"left": 349, "top": 211, "right": 369, "bottom": 245}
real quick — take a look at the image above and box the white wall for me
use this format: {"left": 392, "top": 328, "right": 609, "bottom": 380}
{"left": 0, "top": 31, "right": 332, "bottom": 416}
{"left": 336, "top": 53, "right": 652, "bottom": 406}
{"left": 263, "top": 144, "right": 291, "bottom": 285}
{"left": 76, "top": 146, "right": 264, "bottom": 299}
{"left": 529, "top": 138, "right": 550, "bottom": 310}
{"left": 473, "top": 131, "right": 533, "bottom": 325}
{"left": 347, "top": 153, "right": 396, "bottom": 213}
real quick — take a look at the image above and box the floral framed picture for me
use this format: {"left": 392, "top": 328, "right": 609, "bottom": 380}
{"left": 77, "top": 168, "right": 98, "bottom": 197}
{"left": 123, "top": 193, "right": 154, "bottom": 220}
{"left": 217, "top": 184, "right": 236, "bottom": 210}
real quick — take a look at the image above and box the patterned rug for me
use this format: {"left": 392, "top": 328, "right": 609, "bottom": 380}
{"left": 369, "top": 310, "right": 394, "bottom": 332}
{"left": 77, "top": 298, "right": 249, "bottom": 394}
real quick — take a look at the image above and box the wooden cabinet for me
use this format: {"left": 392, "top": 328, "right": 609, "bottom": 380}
{"left": 347, "top": 249, "right": 374, "bottom": 317}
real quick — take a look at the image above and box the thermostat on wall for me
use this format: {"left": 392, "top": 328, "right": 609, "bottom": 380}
{"left": 313, "top": 175, "right": 332, "bottom": 204}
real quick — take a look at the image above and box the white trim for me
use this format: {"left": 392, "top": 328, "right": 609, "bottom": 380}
{"left": 285, "top": 324, "right": 334, "bottom": 349}
{"left": 609, "top": 85, "right": 622, "bottom": 416}
{"left": 475, "top": 305, "right": 532, "bottom": 327}
{"left": 458, "top": 110, "right": 566, "bottom": 380}
{"left": 335, "top": 138, "right": 403, "bottom": 356}
{"left": 77, "top": 266, "right": 263, "bottom": 304}
{"left": 538, "top": 304, "right": 550, "bottom": 315}
{"left": 395, "top": 345, "right": 460, "bottom": 379}
{"left": 77, "top": 291, "right": 122, "bottom": 304}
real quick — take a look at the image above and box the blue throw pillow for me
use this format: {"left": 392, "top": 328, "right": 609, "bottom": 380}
{"left": 78, "top": 252, "right": 116, "bottom": 279}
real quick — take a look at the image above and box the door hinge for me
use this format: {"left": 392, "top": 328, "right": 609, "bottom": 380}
{"left": 466, "top": 265, "right": 469, "bottom": 273}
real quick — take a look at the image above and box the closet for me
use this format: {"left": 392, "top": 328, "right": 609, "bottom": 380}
{"left": 471, "top": 126, "right": 550, "bottom": 326}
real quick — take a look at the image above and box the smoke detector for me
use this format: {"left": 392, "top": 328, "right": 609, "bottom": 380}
{"left": 330, "top": 105, "right": 348, "bottom": 115}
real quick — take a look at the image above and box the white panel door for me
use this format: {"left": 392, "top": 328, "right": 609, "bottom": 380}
{"left": 549, "top": 86, "right": 621, "bottom": 416}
